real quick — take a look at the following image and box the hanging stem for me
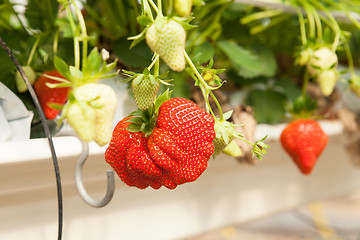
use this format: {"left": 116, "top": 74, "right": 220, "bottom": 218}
{"left": 343, "top": 40, "right": 356, "bottom": 76}
{"left": 184, "top": 50, "right": 224, "bottom": 120}
{"left": 156, "top": 0, "right": 163, "bottom": 17}
{"left": 53, "top": 29, "right": 60, "bottom": 55}
{"left": 308, "top": 4, "right": 322, "bottom": 41}
{"left": 147, "top": 0, "right": 159, "bottom": 14}
{"left": 27, "top": 37, "right": 40, "bottom": 66}
{"left": 295, "top": 6, "right": 307, "bottom": 45}
{"left": 71, "top": 0, "right": 88, "bottom": 66}
{"left": 299, "top": 0, "right": 316, "bottom": 39}
{"left": 64, "top": 5, "right": 80, "bottom": 69}
{"left": 148, "top": 53, "right": 160, "bottom": 71}
{"left": 307, "top": 0, "right": 342, "bottom": 50}
{"left": 302, "top": 70, "right": 310, "bottom": 96}
{"left": 241, "top": 9, "right": 283, "bottom": 24}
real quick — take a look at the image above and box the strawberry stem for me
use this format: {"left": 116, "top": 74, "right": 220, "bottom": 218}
{"left": 343, "top": 40, "right": 356, "bottom": 77}
{"left": 299, "top": 0, "right": 316, "bottom": 39}
{"left": 148, "top": 53, "right": 160, "bottom": 72}
{"left": 156, "top": 0, "right": 163, "bottom": 17}
{"left": 147, "top": 0, "right": 159, "bottom": 14}
{"left": 302, "top": 71, "right": 310, "bottom": 97}
{"left": 295, "top": 6, "right": 307, "bottom": 45}
{"left": 27, "top": 37, "right": 40, "bottom": 66}
{"left": 70, "top": 0, "right": 88, "bottom": 66}
{"left": 184, "top": 50, "right": 223, "bottom": 118}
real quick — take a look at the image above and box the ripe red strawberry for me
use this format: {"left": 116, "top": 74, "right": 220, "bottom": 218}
{"left": 34, "top": 70, "right": 70, "bottom": 119}
{"left": 280, "top": 119, "right": 328, "bottom": 175}
{"left": 105, "top": 97, "right": 215, "bottom": 189}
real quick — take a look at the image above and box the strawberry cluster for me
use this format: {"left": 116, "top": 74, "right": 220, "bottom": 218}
{"left": 105, "top": 98, "right": 215, "bottom": 189}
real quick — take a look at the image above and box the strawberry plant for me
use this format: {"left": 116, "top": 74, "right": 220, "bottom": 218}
{"left": 2, "top": 0, "right": 360, "bottom": 193}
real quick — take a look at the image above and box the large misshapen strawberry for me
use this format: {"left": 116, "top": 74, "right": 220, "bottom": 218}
{"left": 145, "top": 17, "right": 186, "bottom": 72}
{"left": 34, "top": 70, "right": 71, "bottom": 119}
{"left": 105, "top": 96, "right": 215, "bottom": 189}
{"left": 280, "top": 119, "right": 328, "bottom": 175}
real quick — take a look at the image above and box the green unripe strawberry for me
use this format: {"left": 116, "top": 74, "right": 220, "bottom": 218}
{"left": 146, "top": 18, "right": 186, "bottom": 72}
{"left": 15, "top": 66, "right": 37, "bottom": 93}
{"left": 223, "top": 140, "right": 243, "bottom": 158}
{"left": 307, "top": 47, "right": 338, "bottom": 77}
{"left": 174, "top": 0, "right": 193, "bottom": 17}
{"left": 66, "top": 101, "right": 97, "bottom": 142}
{"left": 132, "top": 75, "right": 160, "bottom": 110}
{"left": 316, "top": 69, "right": 338, "bottom": 96}
{"left": 74, "top": 83, "right": 117, "bottom": 146}
{"left": 213, "top": 136, "right": 229, "bottom": 156}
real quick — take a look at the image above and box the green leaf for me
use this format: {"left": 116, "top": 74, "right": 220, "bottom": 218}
{"left": 154, "top": 89, "right": 172, "bottom": 111}
{"left": 217, "top": 41, "right": 262, "bottom": 77}
{"left": 274, "top": 77, "right": 302, "bottom": 101}
{"left": 192, "top": 41, "right": 215, "bottom": 65}
{"left": 25, "top": 0, "right": 59, "bottom": 31}
{"left": 127, "top": 117, "right": 144, "bottom": 124}
{"left": 246, "top": 88, "right": 287, "bottom": 124}
{"left": 137, "top": 15, "right": 152, "bottom": 26}
{"left": 113, "top": 37, "right": 152, "bottom": 68}
{"left": 168, "top": 72, "right": 190, "bottom": 99}
{"left": 223, "top": 110, "right": 233, "bottom": 120}
{"left": 126, "top": 124, "right": 142, "bottom": 133}
{"left": 69, "top": 66, "right": 83, "bottom": 79}
{"left": 82, "top": 48, "right": 101, "bottom": 76}
{"left": 54, "top": 56, "right": 70, "bottom": 79}
{"left": 217, "top": 41, "right": 278, "bottom": 78}
{"left": 250, "top": 44, "right": 277, "bottom": 78}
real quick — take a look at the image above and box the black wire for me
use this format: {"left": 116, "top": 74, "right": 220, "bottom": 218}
{"left": 0, "top": 36, "right": 63, "bottom": 240}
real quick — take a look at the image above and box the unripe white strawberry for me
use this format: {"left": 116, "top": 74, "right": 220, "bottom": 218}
{"left": 223, "top": 140, "right": 243, "bottom": 158}
{"left": 350, "top": 76, "right": 360, "bottom": 96}
{"left": 74, "top": 83, "right": 117, "bottom": 146}
{"left": 66, "top": 101, "right": 97, "bottom": 142}
{"left": 145, "top": 18, "right": 186, "bottom": 72}
{"left": 316, "top": 69, "right": 338, "bottom": 96}
{"left": 15, "top": 66, "right": 37, "bottom": 93}
{"left": 174, "top": 0, "right": 193, "bottom": 17}
{"left": 132, "top": 75, "right": 160, "bottom": 110}
{"left": 307, "top": 47, "right": 338, "bottom": 77}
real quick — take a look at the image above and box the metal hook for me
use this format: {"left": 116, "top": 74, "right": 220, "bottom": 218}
{"left": 57, "top": 130, "right": 115, "bottom": 208}
{"left": 74, "top": 138, "right": 115, "bottom": 208}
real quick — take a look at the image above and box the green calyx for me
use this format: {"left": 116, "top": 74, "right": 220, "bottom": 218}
{"left": 289, "top": 95, "right": 317, "bottom": 120}
{"left": 198, "top": 58, "right": 225, "bottom": 87}
{"left": 122, "top": 68, "right": 171, "bottom": 87}
{"left": 213, "top": 110, "right": 243, "bottom": 155}
{"left": 51, "top": 48, "right": 118, "bottom": 89}
{"left": 125, "top": 89, "right": 172, "bottom": 137}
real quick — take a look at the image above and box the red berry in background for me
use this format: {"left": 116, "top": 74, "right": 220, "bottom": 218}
{"left": 34, "top": 70, "right": 70, "bottom": 119}
{"left": 280, "top": 119, "right": 328, "bottom": 175}
{"left": 105, "top": 97, "right": 216, "bottom": 189}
